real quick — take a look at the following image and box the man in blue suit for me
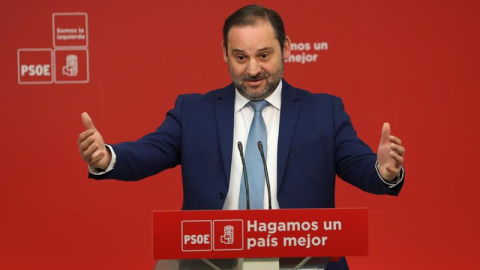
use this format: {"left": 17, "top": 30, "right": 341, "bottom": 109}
{"left": 78, "top": 5, "right": 405, "bottom": 269}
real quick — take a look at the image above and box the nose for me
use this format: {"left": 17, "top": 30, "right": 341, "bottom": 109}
{"left": 247, "top": 59, "right": 261, "bottom": 77}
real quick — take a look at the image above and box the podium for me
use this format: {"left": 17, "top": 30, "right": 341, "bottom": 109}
{"left": 152, "top": 208, "right": 367, "bottom": 270}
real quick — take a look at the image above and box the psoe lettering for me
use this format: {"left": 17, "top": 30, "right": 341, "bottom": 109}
{"left": 184, "top": 234, "right": 210, "bottom": 245}
{"left": 21, "top": 64, "right": 51, "bottom": 77}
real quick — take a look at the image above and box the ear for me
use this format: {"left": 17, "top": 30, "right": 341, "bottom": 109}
{"left": 283, "top": 36, "right": 292, "bottom": 60}
{"left": 222, "top": 40, "right": 228, "bottom": 63}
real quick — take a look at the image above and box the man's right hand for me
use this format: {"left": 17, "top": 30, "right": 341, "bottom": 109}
{"left": 78, "top": 112, "right": 111, "bottom": 171}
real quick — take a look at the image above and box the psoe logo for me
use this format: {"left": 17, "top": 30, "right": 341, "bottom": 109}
{"left": 54, "top": 49, "right": 89, "bottom": 83}
{"left": 213, "top": 220, "right": 244, "bottom": 251}
{"left": 220, "top": 225, "right": 234, "bottom": 244}
{"left": 17, "top": 49, "right": 53, "bottom": 84}
{"left": 63, "top": 54, "right": 78, "bottom": 76}
{"left": 181, "top": 220, "right": 212, "bottom": 252}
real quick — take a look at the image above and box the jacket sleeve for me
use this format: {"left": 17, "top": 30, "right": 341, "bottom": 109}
{"left": 89, "top": 95, "right": 185, "bottom": 181}
{"left": 333, "top": 97, "right": 403, "bottom": 195}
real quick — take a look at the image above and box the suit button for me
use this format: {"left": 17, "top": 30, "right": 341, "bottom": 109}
{"left": 218, "top": 192, "right": 226, "bottom": 199}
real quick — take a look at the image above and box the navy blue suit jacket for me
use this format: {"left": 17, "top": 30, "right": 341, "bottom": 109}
{"left": 91, "top": 80, "right": 403, "bottom": 269}
{"left": 91, "top": 80, "right": 402, "bottom": 206}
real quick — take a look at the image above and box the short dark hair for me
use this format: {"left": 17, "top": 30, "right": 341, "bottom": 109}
{"left": 223, "top": 4, "right": 286, "bottom": 55}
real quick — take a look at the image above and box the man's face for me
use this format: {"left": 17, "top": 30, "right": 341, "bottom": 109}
{"left": 223, "top": 20, "right": 291, "bottom": 100}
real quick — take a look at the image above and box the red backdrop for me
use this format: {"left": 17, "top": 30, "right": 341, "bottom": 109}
{"left": 1, "top": 0, "right": 479, "bottom": 269}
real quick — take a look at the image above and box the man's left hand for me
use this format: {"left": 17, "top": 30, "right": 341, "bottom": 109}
{"left": 377, "top": 123, "right": 405, "bottom": 181}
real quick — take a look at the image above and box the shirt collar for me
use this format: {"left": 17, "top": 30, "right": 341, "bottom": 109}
{"left": 234, "top": 80, "right": 283, "bottom": 112}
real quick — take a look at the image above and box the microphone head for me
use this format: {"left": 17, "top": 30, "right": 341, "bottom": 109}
{"left": 237, "top": 141, "right": 243, "bottom": 151}
{"left": 257, "top": 141, "right": 263, "bottom": 151}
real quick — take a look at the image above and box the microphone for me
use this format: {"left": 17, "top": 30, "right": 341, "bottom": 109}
{"left": 237, "top": 142, "right": 250, "bottom": 210}
{"left": 257, "top": 141, "right": 272, "bottom": 210}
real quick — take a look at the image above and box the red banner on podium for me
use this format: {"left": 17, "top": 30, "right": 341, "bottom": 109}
{"left": 153, "top": 208, "right": 367, "bottom": 259}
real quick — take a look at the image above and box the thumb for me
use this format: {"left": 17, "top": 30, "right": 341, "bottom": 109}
{"left": 81, "top": 112, "right": 96, "bottom": 131}
{"left": 380, "top": 122, "right": 391, "bottom": 144}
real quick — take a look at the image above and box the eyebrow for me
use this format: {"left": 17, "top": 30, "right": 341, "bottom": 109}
{"left": 257, "top": 47, "right": 273, "bottom": 53}
{"left": 231, "top": 48, "right": 245, "bottom": 54}
{"left": 231, "top": 47, "right": 274, "bottom": 54}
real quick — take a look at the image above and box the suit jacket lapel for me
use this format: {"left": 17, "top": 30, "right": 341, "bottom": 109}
{"left": 277, "top": 80, "right": 301, "bottom": 191}
{"left": 215, "top": 84, "right": 235, "bottom": 184}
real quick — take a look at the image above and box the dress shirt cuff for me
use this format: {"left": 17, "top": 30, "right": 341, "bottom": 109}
{"left": 88, "top": 144, "right": 117, "bottom": 175}
{"left": 375, "top": 161, "right": 404, "bottom": 188}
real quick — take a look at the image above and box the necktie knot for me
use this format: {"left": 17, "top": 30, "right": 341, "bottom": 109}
{"left": 248, "top": 100, "right": 269, "bottom": 113}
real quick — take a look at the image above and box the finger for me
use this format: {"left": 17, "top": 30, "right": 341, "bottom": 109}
{"left": 81, "top": 112, "right": 96, "bottom": 131}
{"left": 389, "top": 135, "right": 402, "bottom": 145}
{"left": 83, "top": 143, "right": 99, "bottom": 159}
{"left": 78, "top": 129, "right": 95, "bottom": 144}
{"left": 380, "top": 123, "right": 391, "bottom": 144}
{"left": 89, "top": 151, "right": 105, "bottom": 166}
{"left": 390, "top": 143, "right": 405, "bottom": 156}
{"left": 389, "top": 151, "right": 404, "bottom": 167}
{"left": 386, "top": 166, "right": 400, "bottom": 176}
{"left": 80, "top": 136, "right": 95, "bottom": 151}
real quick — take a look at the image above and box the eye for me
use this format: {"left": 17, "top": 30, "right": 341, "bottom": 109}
{"left": 259, "top": 53, "right": 270, "bottom": 60}
{"left": 234, "top": 54, "right": 248, "bottom": 62}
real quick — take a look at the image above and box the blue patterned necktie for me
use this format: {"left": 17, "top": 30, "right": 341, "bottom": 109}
{"left": 239, "top": 100, "right": 269, "bottom": 209}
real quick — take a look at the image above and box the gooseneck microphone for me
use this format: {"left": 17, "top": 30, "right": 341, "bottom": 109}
{"left": 237, "top": 142, "right": 250, "bottom": 210}
{"left": 257, "top": 141, "right": 272, "bottom": 210}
